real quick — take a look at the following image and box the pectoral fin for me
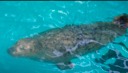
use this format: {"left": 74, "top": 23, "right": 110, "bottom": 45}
{"left": 56, "top": 61, "right": 74, "bottom": 70}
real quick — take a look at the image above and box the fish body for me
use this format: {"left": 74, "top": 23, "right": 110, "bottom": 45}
{"left": 8, "top": 14, "right": 128, "bottom": 70}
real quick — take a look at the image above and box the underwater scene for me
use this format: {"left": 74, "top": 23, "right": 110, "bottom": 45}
{"left": 0, "top": 1, "right": 128, "bottom": 73}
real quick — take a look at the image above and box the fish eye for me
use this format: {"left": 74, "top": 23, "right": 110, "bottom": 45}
{"left": 19, "top": 46, "right": 25, "bottom": 50}
{"left": 20, "top": 47, "right": 24, "bottom": 50}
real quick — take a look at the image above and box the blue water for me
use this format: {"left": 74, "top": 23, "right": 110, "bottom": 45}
{"left": 0, "top": 1, "right": 128, "bottom": 73}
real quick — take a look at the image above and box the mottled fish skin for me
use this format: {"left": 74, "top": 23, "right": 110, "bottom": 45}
{"left": 8, "top": 22, "right": 127, "bottom": 69}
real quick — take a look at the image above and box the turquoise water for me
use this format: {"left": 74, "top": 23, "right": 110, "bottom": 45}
{"left": 0, "top": 1, "right": 128, "bottom": 73}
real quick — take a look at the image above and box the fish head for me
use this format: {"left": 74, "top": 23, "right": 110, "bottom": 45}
{"left": 8, "top": 38, "right": 36, "bottom": 57}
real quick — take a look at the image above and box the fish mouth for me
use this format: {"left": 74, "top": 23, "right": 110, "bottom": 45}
{"left": 7, "top": 47, "right": 26, "bottom": 57}
{"left": 7, "top": 47, "right": 17, "bottom": 57}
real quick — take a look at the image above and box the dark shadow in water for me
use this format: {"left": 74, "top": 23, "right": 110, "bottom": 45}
{"left": 95, "top": 43, "right": 128, "bottom": 73}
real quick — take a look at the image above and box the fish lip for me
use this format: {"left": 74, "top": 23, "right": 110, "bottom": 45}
{"left": 7, "top": 47, "right": 26, "bottom": 57}
{"left": 7, "top": 47, "right": 16, "bottom": 57}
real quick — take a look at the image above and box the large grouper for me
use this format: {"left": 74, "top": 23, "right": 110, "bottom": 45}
{"left": 8, "top": 14, "right": 128, "bottom": 70}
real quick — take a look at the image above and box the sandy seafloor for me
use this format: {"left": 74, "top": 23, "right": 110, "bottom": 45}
{"left": 0, "top": 1, "right": 128, "bottom": 73}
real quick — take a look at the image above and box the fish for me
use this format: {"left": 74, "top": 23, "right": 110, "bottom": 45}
{"left": 8, "top": 14, "right": 128, "bottom": 70}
